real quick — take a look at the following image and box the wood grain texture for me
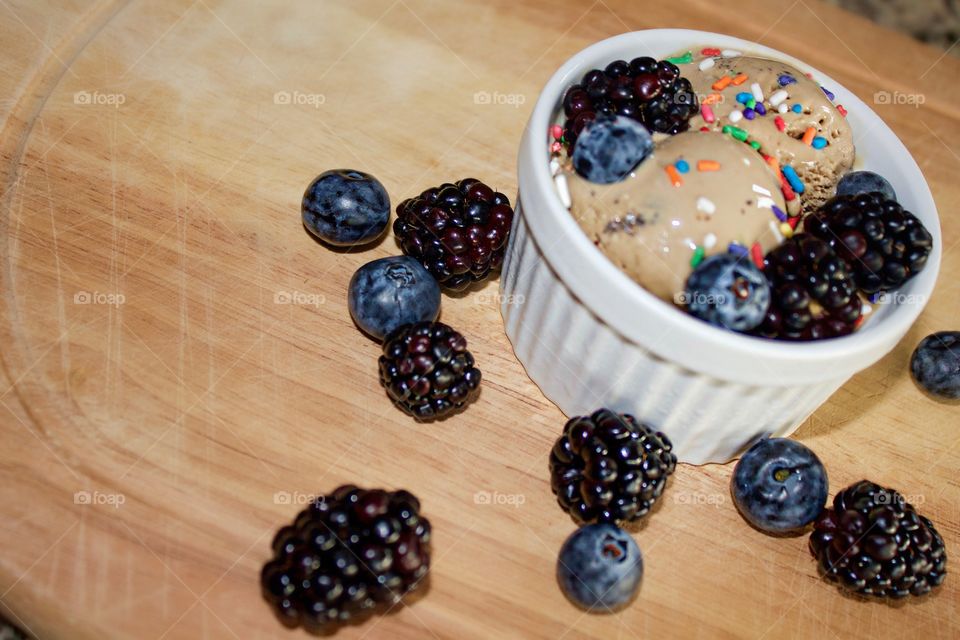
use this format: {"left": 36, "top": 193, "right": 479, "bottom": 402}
{"left": 1, "top": 1, "right": 958, "bottom": 638}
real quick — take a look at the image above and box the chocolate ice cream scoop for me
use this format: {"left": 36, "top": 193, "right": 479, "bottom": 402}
{"left": 564, "top": 131, "right": 790, "bottom": 302}
{"left": 680, "top": 50, "right": 855, "bottom": 209}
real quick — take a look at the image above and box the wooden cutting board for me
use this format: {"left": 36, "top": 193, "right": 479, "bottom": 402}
{"left": 1, "top": 1, "right": 958, "bottom": 638}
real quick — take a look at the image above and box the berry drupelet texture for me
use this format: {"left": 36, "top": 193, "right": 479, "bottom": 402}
{"left": 755, "top": 233, "right": 862, "bottom": 341}
{"left": 561, "top": 57, "right": 699, "bottom": 151}
{"left": 393, "top": 179, "right": 513, "bottom": 291}
{"left": 379, "top": 321, "right": 481, "bottom": 420}
{"left": 805, "top": 192, "right": 933, "bottom": 295}
{"left": 260, "top": 486, "right": 431, "bottom": 633}
{"left": 809, "top": 480, "right": 946, "bottom": 599}
{"left": 549, "top": 409, "right": 677, "bottom": 525}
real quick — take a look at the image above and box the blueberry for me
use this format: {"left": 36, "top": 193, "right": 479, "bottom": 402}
{"left": 910, "top": 331, "right": 960, "bottom": 399}
{"left": 684, "top": 254, "right": 770, "bottom": 331}
{"left": 731, "top": 438, "right": 828, "bottom": 534}
{"left": 835, "top": 171, "right": 897, "bottom": 202}
{"left": 302, "top": 169, "right": 390, "bottom": 246}
{"left": 348, "top": 256, "right": 440, "bottom": 340}
{"left": 556, "top": 523, "right": 642, "bottom": 612}
{"left": 571, "top": 114, "right": 653, "bottom": 184}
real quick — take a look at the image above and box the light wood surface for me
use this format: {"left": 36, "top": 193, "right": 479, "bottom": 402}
{"left": 1, "top": 1, "right": 958, "bottom": 638}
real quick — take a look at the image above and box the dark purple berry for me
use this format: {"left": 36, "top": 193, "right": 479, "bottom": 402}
{"left": 809, "top": 480, "right": 946, "bottom": 599}
{"left": 549, "top": 410, "right": 676, "bottom": 525}
{"left": 394, "top": 179, "right": 512, "bottom": 291}
{"left": 379, "top": 322, "right": 481, "bottom": 420}
{"left": 261, "top": 486, "right": 431, "bottom": 632}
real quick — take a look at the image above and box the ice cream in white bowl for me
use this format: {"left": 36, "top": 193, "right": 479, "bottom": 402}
{"left": 500, "top": 29, "right": 941, "bottom": 464}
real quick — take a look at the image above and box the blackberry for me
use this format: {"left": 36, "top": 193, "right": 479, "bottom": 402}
{"left": 549, "top": 409, "right": 677, "bottom": 525}
{"left": 805, "top": 192, "right": 933, "bottom": 295}
{"left": 561, "top": 57, "right": 698, "bottom": 150}
{"left": 260, "top": 486, "right": 431, "bottom": 632}
{"left": 379, "top": 321, "right": 481, "bottom": 420}
{"left": 809, "top": 480, "right": 947, "bottom": 599}
{"left": 393, "top": 178, "right": 513, "bottom": 291}
{"left": 755, "top": 233, "right": 862, "bottom": 341}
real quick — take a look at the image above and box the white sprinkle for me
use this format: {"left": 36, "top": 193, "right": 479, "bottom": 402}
{"left": 729, "top": 109, "right": 744, "bottom": 123}
{"left": 757, "top": 196, "right": 776, "bottom": 209}
{"left": 671, "top": 219, "right": 681, "bottom": 228}
{"left": 752, "top": 184, "right": 773, "bottom": 197}
{"left": 696, "top": 197, "right": 716, "bottom": 215}
{"left": 684, "top": 237, "right": 697, "bottom": 251}
{"left": 698, "top": 57, "right": 716, "bottom": 71}
{"left": 742, "top": 157, "right": 751, "bottom": 166}
{"left": 769, "top": 220, "right": 784, "bottom": 243}
{"left": 768, "top": 89, "right": 789, "bottom": 107}
{"left": 549, "top": 157, "right": 561, "bottom": 177}
{"left": 555, "top": 173, "right": 571, "bottom": 208}
{"left": 722, "top": 49, "right": 742, "bottom": 58}
{"left": 704, "top": 233, "right": 717, "bottom": 249}
{"left": 777, "top": 103, "right": 789, "bottom": 114}
{"left": 751, "top": 82, "right": 764, "bottom": 103}
{"left": 861, "top": 302, "right": 873, "bottom": 315}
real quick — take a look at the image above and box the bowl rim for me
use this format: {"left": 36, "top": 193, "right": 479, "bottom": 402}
{"left": 515, "top": 29, "right": 942, "bottom": 384}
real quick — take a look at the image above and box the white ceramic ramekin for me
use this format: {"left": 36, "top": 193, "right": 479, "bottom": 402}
{"left": 501, "top": 30, "right": 941, "bottom": 464}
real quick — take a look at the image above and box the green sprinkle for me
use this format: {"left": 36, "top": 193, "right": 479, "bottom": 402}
{"left": 666, "top": 51, "right": 694, "bottom": 64}
{"left": 727, "top": 126, "right": 748, "bottom": 142}
{"left": 746, "top": 98, "right": 756, "bottom": 109}
{"left": 721, "top": 125, "right": 732, "bottom": 134}
{"left": 690, "top": 246, "right": 706, "bottom": 268}
{"left": 749, "top": 140, "right": 761, "bottom": 150}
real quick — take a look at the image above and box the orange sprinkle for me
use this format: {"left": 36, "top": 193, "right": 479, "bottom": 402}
{"left": 665, "top": 165, "right": 683, "bottom": 187}
{"left": 697, "top": 160, "right": 721, "bottom": 172}
{"left": 702, "top": 93, "right": 723, "bottom": 105}
{"left": 712, "top": 76, "right": 733, "bottom": 91}
{"left": 802, "top": 127, "right": 816, "bottom": 145}
{"left": 731, "top": 73, "right": 749, "bottom": 86}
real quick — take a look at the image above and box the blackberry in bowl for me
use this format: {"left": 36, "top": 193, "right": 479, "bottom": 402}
{"left": 755, "top": 233, "right": 862, "bottom": 341}
{"left": 561, "top": 56, "right": 699, "bottom": 151}
{"left": 805, "top": 192, "right": 933, "bottom": 295}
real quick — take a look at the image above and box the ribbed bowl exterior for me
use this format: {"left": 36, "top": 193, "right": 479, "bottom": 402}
{"left": 500, "top": 204, "right": 850, "bottom": 464}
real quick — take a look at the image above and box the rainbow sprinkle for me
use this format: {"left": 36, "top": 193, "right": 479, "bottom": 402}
{"left": 665, "top": 165, "right": 683, "bottom": 187}
{"left": 728, "top": 242, "right": 749, "bottom": 257}
{"left": 750, "top": 243, "right": 764, "bottom": 269}
{"left": 782, "top": 165, "right": 805, "bottom": 194}
{"left": 690, "top": 246, "right": 706, "bottom": 268}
